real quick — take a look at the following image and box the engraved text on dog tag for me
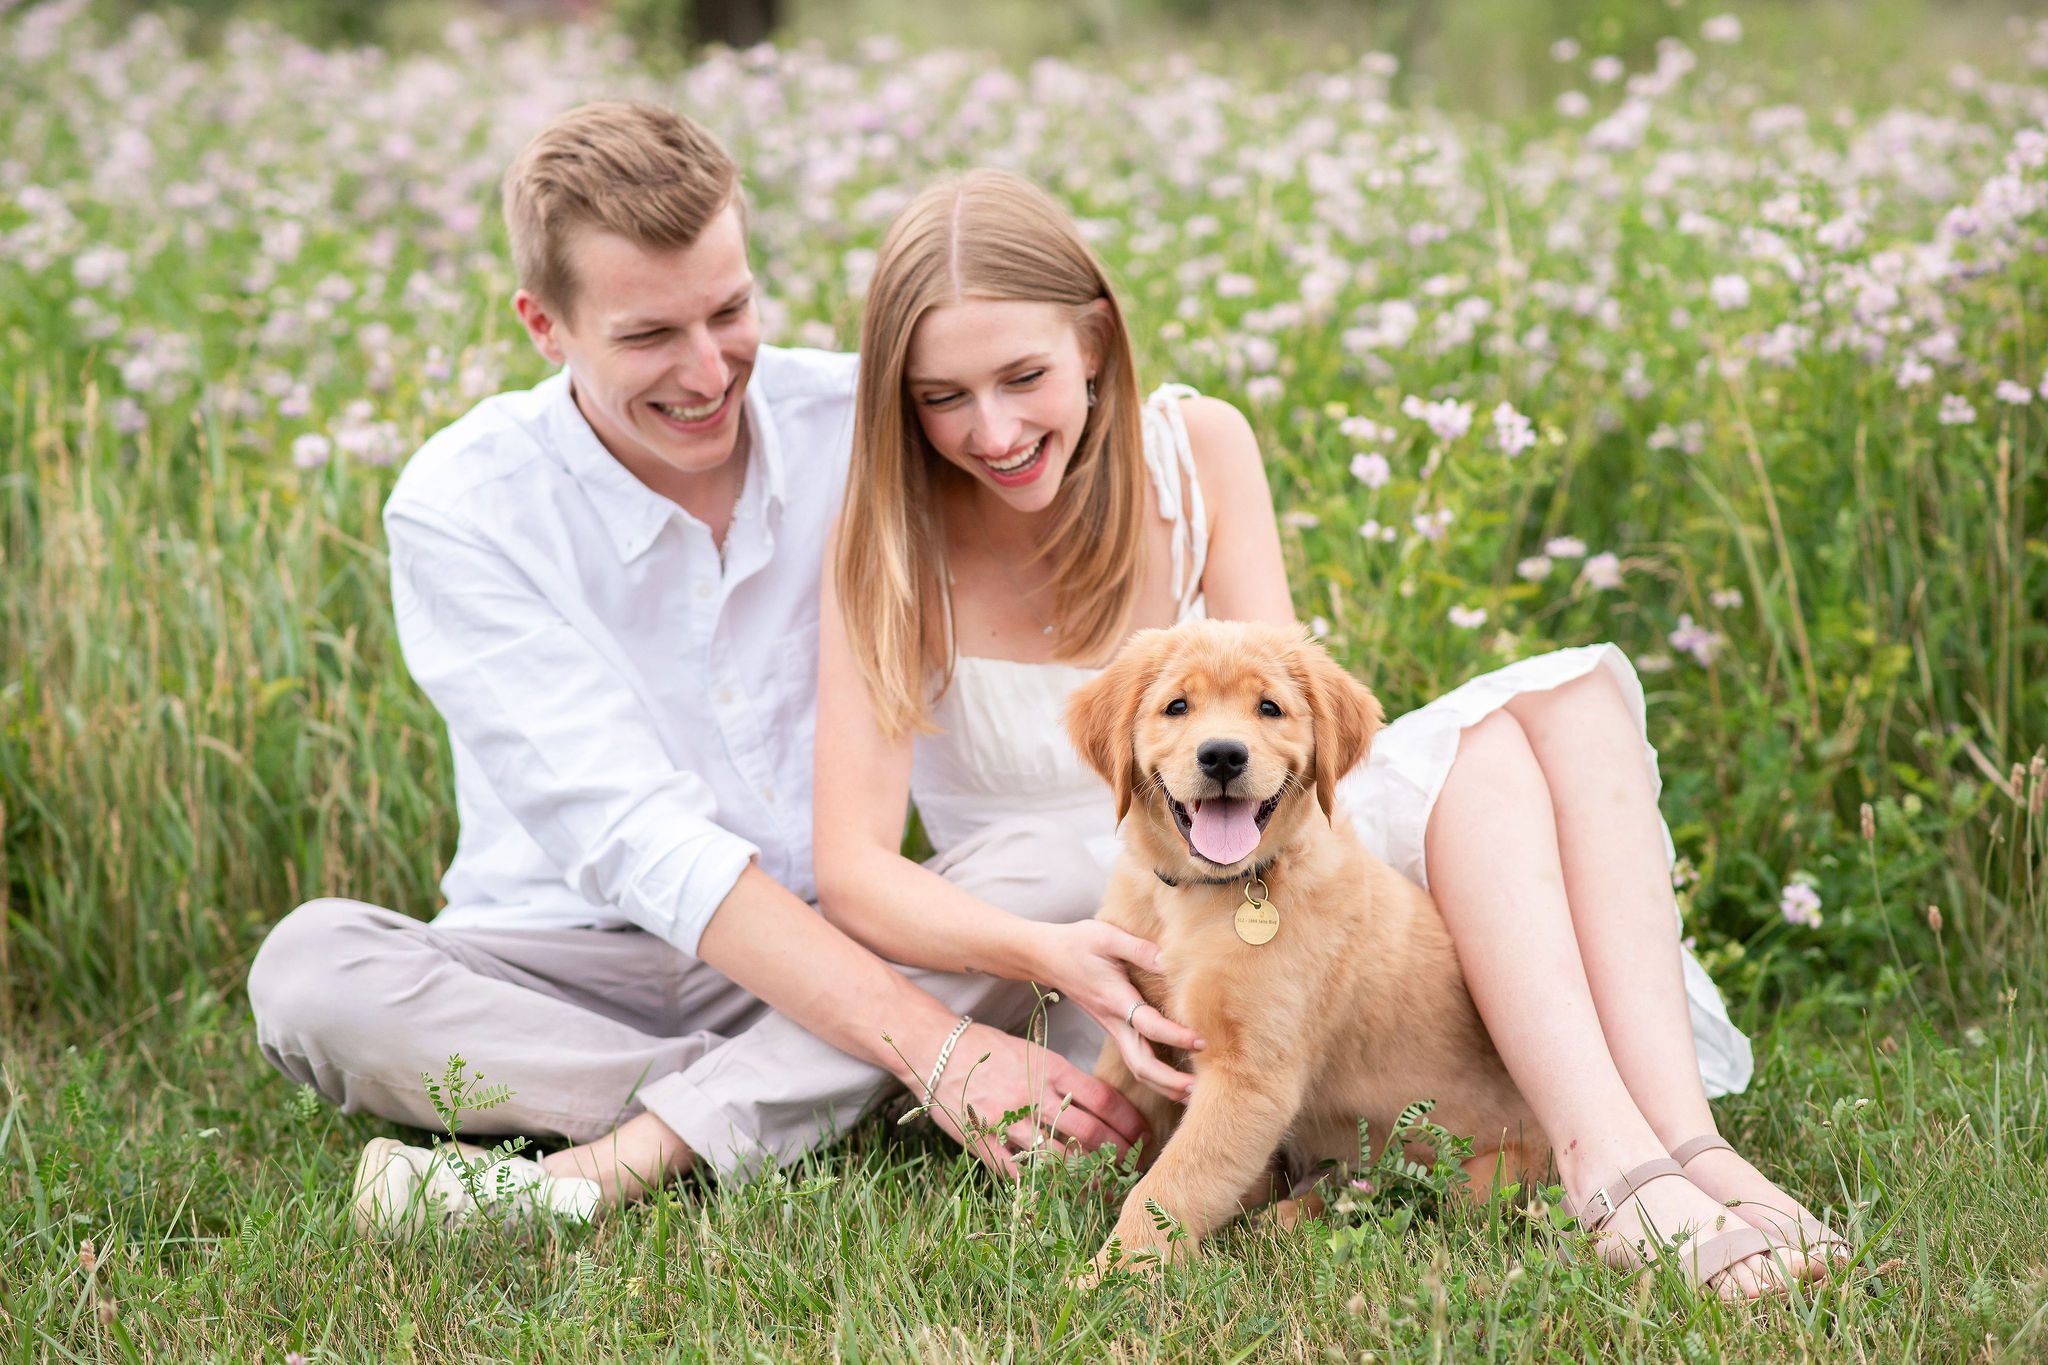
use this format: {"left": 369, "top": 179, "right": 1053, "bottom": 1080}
{"left": 1235, "top": 877, "right": 1280, "bottom": 946}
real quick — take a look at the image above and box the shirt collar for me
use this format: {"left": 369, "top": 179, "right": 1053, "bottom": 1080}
{"left": 544, "top": 367, "right": 786, "bottom": 564}
{"left": 737, "top": 367, "right": 788, "bottom": 510}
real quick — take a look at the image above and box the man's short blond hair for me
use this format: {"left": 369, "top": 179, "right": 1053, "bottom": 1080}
{"left": 502, "top": 100, "right": 740, "bottom": 321}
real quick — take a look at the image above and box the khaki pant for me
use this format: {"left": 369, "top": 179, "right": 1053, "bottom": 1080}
{"left": 247, "top": 817, "right": 1108, "bottom": 1178}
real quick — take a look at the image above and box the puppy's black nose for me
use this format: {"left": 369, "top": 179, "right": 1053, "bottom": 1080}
{"left": 1197, "top": 739, "right": 1249, "bottom": 784}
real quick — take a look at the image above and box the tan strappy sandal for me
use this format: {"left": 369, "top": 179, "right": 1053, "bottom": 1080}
{"left": 1563, "top": 1156, "right": 1788, "bottom": 1299}
{"left": 1672, "top": 1133, "right": 1853, "bottom": 1274}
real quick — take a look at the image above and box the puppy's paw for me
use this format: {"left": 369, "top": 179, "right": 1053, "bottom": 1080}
{"left": 1263, "top": 1191, "right": 1328, "bottom": 1231}
{"left": 1071, "top": 1239, "right": 1164, "bottom": 1289}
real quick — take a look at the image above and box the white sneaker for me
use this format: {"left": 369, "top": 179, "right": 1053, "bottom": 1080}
{"left": 351, "top": 1137, "right": 603, "bottom": 1235}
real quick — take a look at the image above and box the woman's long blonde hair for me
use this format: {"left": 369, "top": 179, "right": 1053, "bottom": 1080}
{"left": 838, "top": 169, "right": 1148, "bottom": 740}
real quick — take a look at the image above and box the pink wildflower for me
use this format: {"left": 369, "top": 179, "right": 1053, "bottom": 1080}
{"left": 1349, "top": 452, "right": 1391, "bottom": 488}
{"left": 1779, "top": 880, "right": 1822, "bottom": 928}
{"left": 1668, "top": 613, "right": 1725, "bottom": 666}
{"left": 1492, "top": 402, "right": 1536, "bottom": 457}
{"left": 1702, "top": 14, "right": 1743, "bottom": 44}
{"left": 1448, "top": 604, "right": 1488, "bottom": 629}
{"left": 1580, "top": 552, "right": 1624, "bottom": 589}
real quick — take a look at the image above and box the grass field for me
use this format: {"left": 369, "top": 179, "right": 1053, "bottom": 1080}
{"left": 4, "top": 0, "right": 2047, "bottom": 1358}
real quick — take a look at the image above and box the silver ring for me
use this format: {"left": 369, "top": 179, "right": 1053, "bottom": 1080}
{"left": 1124, "top": 999, "right": 1143, "bottom": 1029}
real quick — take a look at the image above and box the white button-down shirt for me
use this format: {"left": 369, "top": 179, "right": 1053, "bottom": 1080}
{"left": 384, "top": 344, "right": 858, "bottom": 956}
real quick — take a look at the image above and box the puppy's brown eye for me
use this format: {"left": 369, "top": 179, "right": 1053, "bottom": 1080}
{"left": 1165, "top": 698, "right": 1188, "bottom": 717}
{"left": 1258, "top": 700, "right": 1283, "bottom": 718}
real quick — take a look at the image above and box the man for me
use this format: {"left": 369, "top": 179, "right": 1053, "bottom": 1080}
{"left": 247, "top": 101, "right": 1141, "bottom": 1228}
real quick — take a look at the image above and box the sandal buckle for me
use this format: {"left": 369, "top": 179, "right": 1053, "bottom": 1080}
{"left": 1586, "top": 1186, "right": 1614, "bottom": 1221}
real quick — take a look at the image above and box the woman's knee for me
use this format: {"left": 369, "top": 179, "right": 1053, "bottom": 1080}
{"left": 1505, "top": 663, "right": 1629, "bottom": 743}
{"left": 1450, "top": 709, "right": 1542, "bottom": 789}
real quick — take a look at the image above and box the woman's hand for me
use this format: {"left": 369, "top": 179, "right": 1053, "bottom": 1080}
{"left": 925, "top": 1023, "right": 1150, "bottom": 1178}
{"left": 1021, "top": 920, "right": 1204, "bottom": 1104}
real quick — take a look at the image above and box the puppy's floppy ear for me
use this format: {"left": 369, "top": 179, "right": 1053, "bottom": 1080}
{"left": 1064, "top": 630, "right": 1168, "bottom": 825}
{"left": 1292, "top": 633, "right": 1385, "bottom": 821}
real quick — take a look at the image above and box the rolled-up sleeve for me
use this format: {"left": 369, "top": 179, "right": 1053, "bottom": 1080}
{"left": 385, "top": 499, "right": 754, "bottom": 957}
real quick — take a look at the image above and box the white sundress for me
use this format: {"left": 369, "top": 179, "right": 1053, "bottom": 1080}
{"left": 908, "top": 384, "right": 1754, "bottom": 1097}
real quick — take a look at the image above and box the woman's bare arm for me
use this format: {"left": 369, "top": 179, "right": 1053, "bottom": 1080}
{"left": 811, "top": 520, "right": 1049, "bottom": 978}
{"left": 1179, "top": 395, "right": 1295, "bottom": 626}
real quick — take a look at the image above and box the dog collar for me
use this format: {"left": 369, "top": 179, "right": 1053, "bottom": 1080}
{"left": 1155, "top": 854, "right": 1278, "bottom": 888}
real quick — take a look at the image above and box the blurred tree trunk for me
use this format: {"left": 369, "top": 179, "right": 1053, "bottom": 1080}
{"left": 691, "top": 0, "right": 780, "bottom": 46}
{"left": 482, "top": 0, "right": 603, "bottom": 17}
{"left": 1374, "top": 0, "right": 1437, "bottom": 98}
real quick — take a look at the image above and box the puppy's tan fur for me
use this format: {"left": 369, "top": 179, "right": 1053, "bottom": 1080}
{"left": 1065, "top": 619, "right": 1546, "bottom": 1272}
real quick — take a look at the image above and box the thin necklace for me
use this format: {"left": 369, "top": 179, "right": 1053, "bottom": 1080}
{"left": 968, "top": 492, "right": 1057, "bottom": 638}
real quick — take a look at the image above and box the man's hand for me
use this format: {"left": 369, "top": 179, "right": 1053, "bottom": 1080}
{"left": 923, "top": 1024, "right": 1150, "bottom": 1178}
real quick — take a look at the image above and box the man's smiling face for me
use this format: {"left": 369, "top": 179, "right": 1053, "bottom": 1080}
{"left": 515, "top": 203, "right": 759, "bottom": 489}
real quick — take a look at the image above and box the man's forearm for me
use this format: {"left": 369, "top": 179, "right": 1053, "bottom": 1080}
{"left": 694, "top": 863, "right": 964, "bottom": 1091}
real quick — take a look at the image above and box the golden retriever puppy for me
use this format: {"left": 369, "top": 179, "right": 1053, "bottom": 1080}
{"left": 1063, "top": 619, "right": 1545, "bottom": 1274}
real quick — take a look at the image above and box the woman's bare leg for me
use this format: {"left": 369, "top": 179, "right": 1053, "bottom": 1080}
{"left": 1425, "top": 710, "right": 1783, "bottom": 1298}
{"left": 1504, "top": 666, "right": 1845, "bottom": 1270}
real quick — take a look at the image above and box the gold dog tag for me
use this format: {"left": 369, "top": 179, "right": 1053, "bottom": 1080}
{"left": 1234, "top": 877, "right": 1280, "bottom": 945}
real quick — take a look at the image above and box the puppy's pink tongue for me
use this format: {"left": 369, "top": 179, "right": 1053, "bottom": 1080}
{"left": 1189, "top": 797, "right": 1261, "bottom": 865}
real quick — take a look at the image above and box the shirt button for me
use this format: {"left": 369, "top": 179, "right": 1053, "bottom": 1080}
{"left": 718, "top": 688, "right": 735, "bottom": 705}
{"left": 761, "top": 786, "right": 775, "bottom": 802}
{"left": 696, "top": 582, "right": 714, "bottom": 600}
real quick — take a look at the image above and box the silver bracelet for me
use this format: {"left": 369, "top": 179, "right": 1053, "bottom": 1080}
{"left": 922, "top": 1014, "right": 974, "bottom": 1106}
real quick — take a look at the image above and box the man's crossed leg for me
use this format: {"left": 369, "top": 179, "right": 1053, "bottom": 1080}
{"left": 250, "top": 816, "right": 1109, "bottom": 1219}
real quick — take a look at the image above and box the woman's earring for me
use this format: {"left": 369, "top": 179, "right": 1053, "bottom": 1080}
{"left": 1086, "top": 377, "right": 1098, "bottom": 408}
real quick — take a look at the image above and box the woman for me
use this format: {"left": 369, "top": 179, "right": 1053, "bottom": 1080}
{"left": 813, "top": 169, "right": 1846, "bottom": 1298}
